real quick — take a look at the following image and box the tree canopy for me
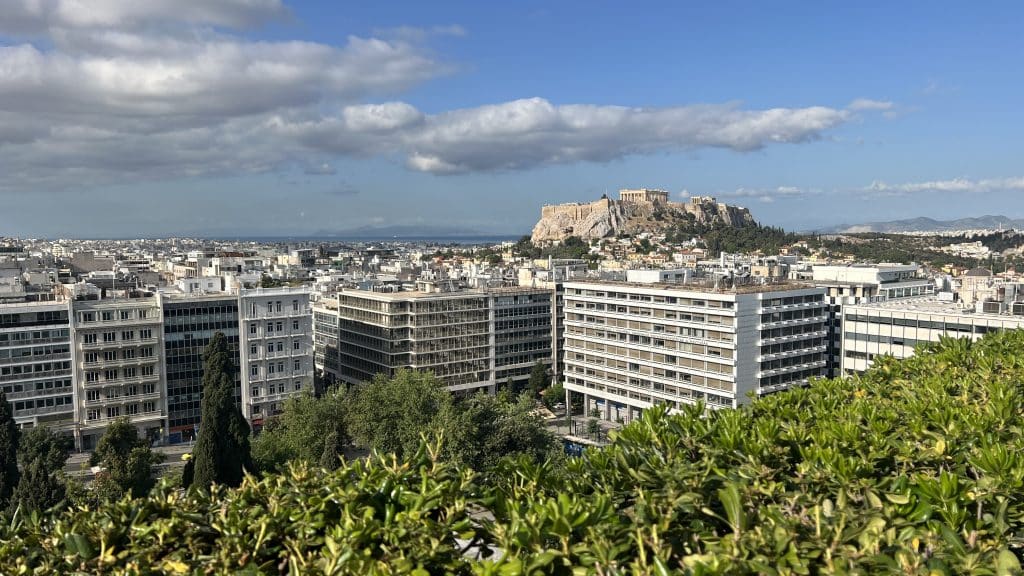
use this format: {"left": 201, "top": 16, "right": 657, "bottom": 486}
{"left": 191, "top": 332, "right": 251, "bottom": 488}
{"left": 88, "top": 418, "right": 162, "bottom": 499}
{"left": 0, "top": 392, "right": 19, "bottom": 509}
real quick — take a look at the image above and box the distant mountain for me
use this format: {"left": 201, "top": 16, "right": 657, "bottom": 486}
{"left": 827, "top": 215, "right": 1024, "bottom": 234}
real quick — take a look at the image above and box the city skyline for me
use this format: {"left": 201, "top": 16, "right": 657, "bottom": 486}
{"left": 1, "top": 0, "right": 1023, "bottom": 237}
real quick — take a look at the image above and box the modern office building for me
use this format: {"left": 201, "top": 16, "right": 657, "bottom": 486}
{"left": 312, "top": 297, "right": 342, "bottom": 388}
{"left": 840, "top": 297, "right": 1024, "bottom": 373}
{"left": 562, "top": 279, "right": 828, "bottom": 423}
{"left": 0, "top": 301, "right": 75, "bottom": 434}
{"left": 238, "top": 287, "right": 314, "bottom": 428}
{"left": 70, "top": 297, "right": 167, "bottom": 450}
{"left": 333, "top": 285, "right": 553, "bottom": 394}
{"left": 810, "top": 264, "right": 936, "bottom": 377}
{"left": 159, "top": 292, "right": 240, "bottom": 443}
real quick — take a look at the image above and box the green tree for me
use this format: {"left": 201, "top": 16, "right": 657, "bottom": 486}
{"left": 437, "top": 391, "right": 556, "bottom": 472}
{"left": 527, "top": 360, "right": 550, "bottom": 398}
{"left": 542, "top": 380, "right": 565, "bottom": 410}
{"left": 89, "top": 418, "right": 163, "bottom": 499}
{"left": 346, "top": 370, "right": 450, "bottom": 460}
{"left": 0, "top": 392, "right": 18, "bottom": 509}
{"left": 252, "top": 388, "right": 348, "bottom": 473}
{"left": 192, "top": 332, "right": 251, "bottom": 489}
{"left": 11, "top": 427, "right": 71, "bottom": 512}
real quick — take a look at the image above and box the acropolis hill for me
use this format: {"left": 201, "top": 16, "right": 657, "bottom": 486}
{"left": 530, "top": 189, "right": 756, "bottom": 243}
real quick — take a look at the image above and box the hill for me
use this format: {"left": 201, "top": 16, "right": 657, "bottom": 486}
{"left": 4, "top": 331, "right": 1024, "bottom": 573}
{"left": 833, "top": 214, "right": 1024, "bottom": 233}
{"left": 531, "top": 192, "right": 755, "bottom": 243}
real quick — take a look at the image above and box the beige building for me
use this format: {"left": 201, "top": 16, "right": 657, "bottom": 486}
{"left": 71, "top": 298, "right": 166, "bottom": 450}
{"left": 619, "top": 188, "right": 669, "bottom": 204}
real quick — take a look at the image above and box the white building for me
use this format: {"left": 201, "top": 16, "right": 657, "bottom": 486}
{"left": 71, "top": 298, "right": 167, "bottom": 450}
{"left": 841, "top": 297, "right": 1024, "bottom": 373}
{"left": 238, "top": 287, "right": 314, "bottom": 428}
{"left": 562, "top": 279, "right": 828, "bottom": 424}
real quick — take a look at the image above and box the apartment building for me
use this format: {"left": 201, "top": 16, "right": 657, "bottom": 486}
{"left": 71, "top": 298, "right": 166, "bottom": 450}
{"left": 332, "top": 286, "right": 553, "bottom": 394}
{"left": 0, "top": 301, "right": 75, "bottom": 433}
{"left": 562, "top": 280, "right": 828, "bottom": 423}
{"left": 159, "top": 293, "right": 240, "bottom": 442}
{"left": 840, "top": 297, "right": 1024, "bottom": 373}
{"left": 238, "top": 288, "right": 314, "bottom": 427}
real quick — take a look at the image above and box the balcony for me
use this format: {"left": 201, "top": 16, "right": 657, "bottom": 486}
{"left": 81, "top": 409, "right": 164, "bottom": 428}
{"left": 83, "top": 391, "right": 162, "bottom": 406}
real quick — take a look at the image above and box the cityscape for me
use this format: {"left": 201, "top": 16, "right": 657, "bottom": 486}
{"left": 2, "top": 1, "right": 1024, "bottom": 573}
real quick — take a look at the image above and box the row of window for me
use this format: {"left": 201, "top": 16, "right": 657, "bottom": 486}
{"left": 844, "top": 313, "right": 1014, "bottom": 333}
{"left": 84, "top": 365, "right": 155, "bottom": 382}
{"left": 12, "top": 395, "right": 73, "bottom": 412}
{"left": 79, "top": 308, "right": 151, "bottom": 323}
{"left": 1, "top": 377, "right": 72, "bottom": 395}
{"left": 84, "top": 383, "right": 157, "bottom": 402}
{"left": 249, "top": 360, "right": 304, "bottom": 378}
{"left": 0, "top": 328, "right": 70, "bottom": 347}
{"left": 86, "top": 402, "right": 157, "bottom": 421}
{"left": 81, "top": 329, "right": 154, "bottom": 344}
{"left": 248, "top": 320, "right": 302, "bottom": 335}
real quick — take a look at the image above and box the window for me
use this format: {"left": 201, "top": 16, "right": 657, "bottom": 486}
{"left": 82, "top": 312, "right": 96, "bottom": 323}
{"left": 126, "top": 385, "right": 138, "bottom": 396}
{"left": 276, "top": 342, "right": 283, "bottom": 352}
{"left": 141, "top": 365, "right": 154, "bottom": 376}
{"left": 87, "top": 409, "right": 100, "bottom": 421}
{"left": 250, "top": 323, "right": 257, "bottom": 335}
{"left": 293, "top": 359, "right": 300, "bottom": 372}
{"left": 250, "top": 344, "right": 257, "bottom": 355}
{"left": 277, "top": 362, "right": 284, "bottom": 374}
{"left": 86, "top": 371, "right": 99, "bottom": 383}
{"left": 106, "top": 406, "right": 120, "bottom": 418}
{"left": 124, "top": 367, "right": 136, "bottom": 378}
{"left": 104, "top": 351, "right": 117, "bottom": 362}
{"left": 252, "top": 404, "right": 261, "bottom": 414}
{"left": 292, "top": 319, "right": 299, "bottom": 330}
{"left": 294, "top": 381, "right": 301, "bottom": 391}
{"left": 126, "top": 404, "right": 139, "bottom": 415}
{"left": 124, "top": 349, "right": 135, "bottom": 359}
{"left": 85, "top": 352, "right": 98, "bottom": 363}
{"left": 267, "top": 322, "right": 273, "bottom": 334}
{"left": 276, "top": 301, "right": 282, "bottom": 313}
{"left": 105, "top": 369, "right": 118, "bottom": 380}
{"left": 86, "top": 390, "right": 100, "bottom": 402}
{"left": 292, "top": 300, "right": 298, "bottom": 311}
{"left": 101, "top": 311, "right": 113, "bottom": 321}
{"left": 142, "top": 383, "right": 155, "bottom": 394}
{"left": 251, "top": 365, "right": 259, "bottom": 377}
{"left": 140, "top": 329, "right": 152, "bottom": 339}
{"left": 120, "top": 310, "right": 131, "bottom": 320}
{"left": 138, "top": 309, "right": 148, "bottom": 319}
{"left": 268, "top": 363, "right": 276, "bottom": 375}
{"left": 251, "top": 303, "right": 257, "bottom": 316}
{"left": 121, "top": 330, "right": 134, "bottom": 341}
{"left": 143, "top": 401, "right": 155, "bottom": 413}
{"left": 140, "top": 347, "right": 153, "bottom": 358}
{"left": 84, "top": 333, "right": 97, "bottom": 344}
{"left": 251, "top": 387, "right": 260, "bottom": 398}
{"left": 276, "top": 321, "right": 283, "bottom": 332}
{"left": 103, "top": 332, "right": 116, "bottom": 343}
{"left": 267, "top": 343, "right": 274, "bottom": 354}
{"left": 293, "top": 340, "right": 300, "bottom": 351}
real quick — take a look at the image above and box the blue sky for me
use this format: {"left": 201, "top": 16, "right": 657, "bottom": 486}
{"left": 0, "top": 0, "right": 1022, "bottom": 237}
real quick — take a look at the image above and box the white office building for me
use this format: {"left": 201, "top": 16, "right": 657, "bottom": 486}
{"left": 563, "top": 279, "right": 828, "bottom": 423}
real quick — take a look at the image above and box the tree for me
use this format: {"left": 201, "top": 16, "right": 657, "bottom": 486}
{"left": 252, "top": 388, "right": 348, "bottom": 473}
{"left": 527, "top": 361, "right": 550, "bottom": 398}
{"left": 11, "top": 427, "right": 71, "bottom": 512}
{"left": 345, "top": 370, "right": 450, "bottom": 461}
{"left": 192, "top": 332, "right": 251, "bottom": 488}
{"left": 89, "top": 418, "right": 163, "bottom": 499}
{"left": 0, "top": 392, "right": 18, "bottom": 509}
{"left": 541, "top": 381, "right": 565, "bottom": 410}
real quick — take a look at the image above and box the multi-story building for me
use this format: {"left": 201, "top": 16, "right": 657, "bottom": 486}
{"left": 71, "top": 298, "right": 167, "bottom": 450}
{"left": 0, "top": 301, "right": 75, "bottom": 434}
{"left": 159, "top": 293, "right": 240, "bottom": 443}
{"left": 312, "top": 297, "right": 341, "bottom": 388}
{"left": 840, "top": 297, "right": 1024, "bottom": 373}
{"left": 562, "top": 279, "right": 828, "bottom": 423}
{"left": 333, "top": 286, "right": 553, "bottom": 394}
{"left": 238, "top": 288, "right": 314, "bottom": 428}
{"left": 810, "top": 264, "right": 936, "bottom": 377}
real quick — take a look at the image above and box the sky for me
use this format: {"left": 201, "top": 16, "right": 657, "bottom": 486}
{"left": 0, "top": 0, "right": 1023, "bottom": 238}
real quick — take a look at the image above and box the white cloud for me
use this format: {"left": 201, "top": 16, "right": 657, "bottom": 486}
{"left": 866, "top": 177, "right": 1024, "bottom": 195}
{"left": 716, "top": 186, "right": 810, "bottom": 203}
{"left": 847, "top": 98, "right": 894, "bottom": 112}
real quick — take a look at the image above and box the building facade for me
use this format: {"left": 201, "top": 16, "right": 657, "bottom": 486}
{"left": 0, "top": 301, "right": 75, "bottom": 434}
{"left": 159, "top": 293, "right": 240, "bottom": 443}
{"left": 562, "top": 280, "right": 828, "bottom": 423}
{"left": 238, "top": 288, "right": 314, "bottom": 427}
{"left": 71, "top": 298, "right": 167, "bottom": 450}
{"left": 313, "top": 297, "right": 341, "bottom": 388}
{"left": 841, "top": 298, "right": 1024, "bottom": 373}
{"left": 333, "top": 286, "right": 553, "bottom": 394}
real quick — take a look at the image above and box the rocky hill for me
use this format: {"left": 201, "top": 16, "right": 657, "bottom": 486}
{"left": 530, "top": 193, "right": 756, "bottom": 243}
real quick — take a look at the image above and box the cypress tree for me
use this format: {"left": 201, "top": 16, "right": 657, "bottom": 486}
{"left": 192, "top": 332, "right": 251, "bottom": 488}
{"left": 0, "top": 391, "right": 19, "bottom": 508}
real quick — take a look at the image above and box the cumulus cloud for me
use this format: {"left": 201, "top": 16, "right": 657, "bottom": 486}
{"left": 866, "top": 177, "right": 1024, "bottom": 195}
{"left": 0, "top": 0, "right": 888, "bottom": 190}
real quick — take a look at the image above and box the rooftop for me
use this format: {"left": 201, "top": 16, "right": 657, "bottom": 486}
{"left": 564, "top": 278, "right": 819, "bottom": 295}
{"left": 847, "top": 296, "right": 1024, "bottom": 320}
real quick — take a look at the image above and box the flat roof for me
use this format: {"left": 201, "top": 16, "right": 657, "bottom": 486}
{"left": 847, "top": 297, "right": 1024, "bottom": 320}
{"left": 338, "top": 286, "right": 551, "bottom": 301}
{"left": 564, "top": 279, "right": 819, "bottom": 295}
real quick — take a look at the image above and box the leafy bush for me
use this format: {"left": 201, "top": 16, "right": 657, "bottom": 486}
{"left": 4, "top": 332, "right": 1024, "bottom": 574}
